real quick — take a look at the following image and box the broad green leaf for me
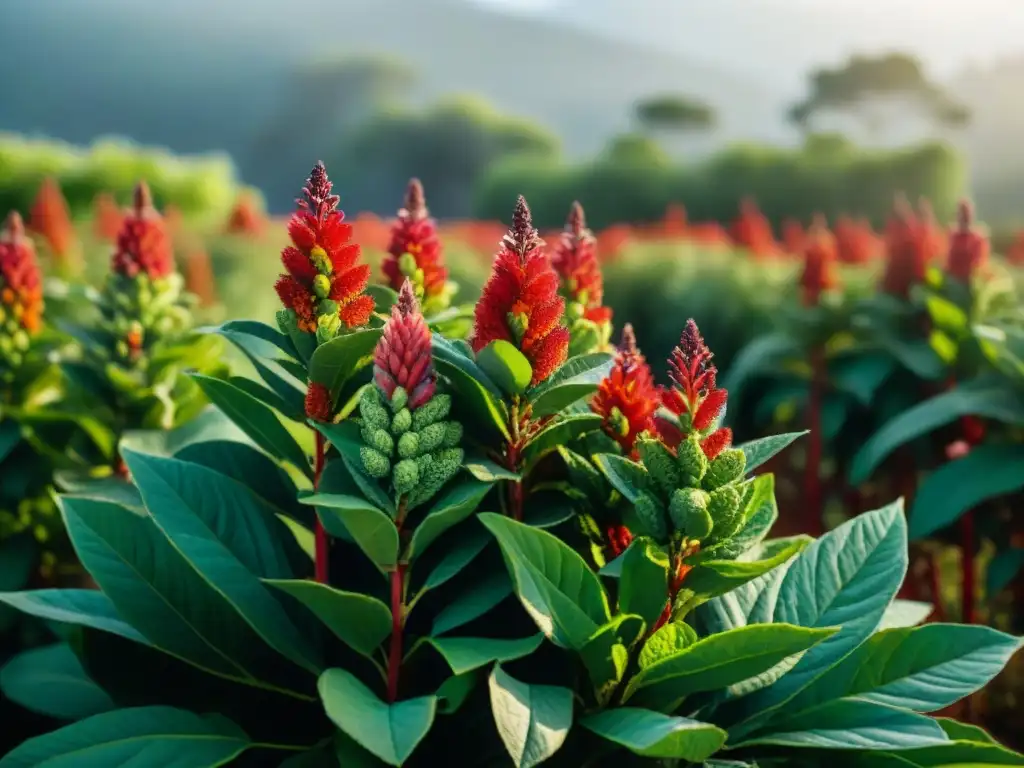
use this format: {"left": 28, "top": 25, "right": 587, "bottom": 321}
{"left": 0, "top": 419, "right": 20, "bottom": 462}
{"left": 679, "top": 537, "right": 808, "bottom": 610}
{"left": 619, "top": 537, "right": 669, "bottom": 628}
{"left": 435, "top": 673, "right": 477, "bottom": 715}
{"left": 793, "top": 624, "right": 1023, "bottom": 713}
{"left": 265, "top": 580, "right": 391, "bottom": 659}
{"left": 582, "top": 708, "right": 726, "bottom": 761}
{"left": 0, "top": 643, "right": 114, "bottom": 721}
{"left": 489, "top": 665, "right": 572, "bottom": 768}
{"left": 481, "top": 513, "right": 610, "bottom": 650}
{"left": 207, "top": 319, "right": 297, "bottom": 360}
{"left": 0, "top": 590, "right": 145, "bottom": 645}
{"left": 594, "top": 453, "right": 648, "bottom": 503}
{"left": 319, "top": 668, "right": 435, "bottom": 767}
{"left": 432, "top": 336, "right": 509, "bottom": 439}
{"left": 878, "top": 600, "right": 934, "bottom": 630}
{"left": 878, "top": 335, "right": 946, "bottom": 380}
{"left": 229, "top": 373, "right": 304, "bottom": 423}
{"left": 625, "top": 624, "right": 836, "bottom": 709}
{"left": 120, "top": 406, "right": 253, "bottom": 457}
{"left": 463, "top": 454, "right": 520, "bottom": 482}
{"left": 639, "top": 622, "right": 699, "bottom": 670}
{"left": 406, "top": 477, "right": 492, "bottom": 562}
{"left": 423, "top": 634, "right": 544, "bottom": 676}
{"left": 301, "top": 493, "right": 399, "bottom": 574}
{"left": 523, "top": 414, "right": 603, "bottom": 462}
{"left": 735, "top": 502, "right": 908, "bottom": 726}
{"left": 0, "top": 706, "right": 251, "bottom": 768}
{"left": 191, "top": 374, "right": 309, "bottom": 473}
{"left": 829, "top": 352, "right": 896, "bottom": 407}
{"left": 736, "top": 432, "right": 807, "bottom": 475}
{"left": 693, "top": 557, "right": 795, "bottom": 636}
{"left": 431, "top": 571, "right": 511, "bottom": 636}
{"left": 478, "top": 339, "right": 533, "bottom": 395}
{"left": 857, "top": 741, "right": 1024, "bottom": 767}
{"left": 910, "top": 445, "right": 1024, "bottom": 539}
{"left": 53, "top": 473, "right": 145, "bottom": 514}
{"left": 580, "top": 614, "right": 645, "bottom": 704}
{"left": 528, "top": 353, "right": 613, "bottom": 417}
{"left": 308, "top": 329, "right": 382, "bottom": 398}
{"left": 734, "top": 699, "right": 947, "bottom": 751}
{"left": 422, "top": 526, "right": 490, "bottom": 591}
{"left": 936, "top": 717, "right": 998, "bottom": 743}
{"left": 122, "top": 451, "right": 322, "bottom": 675}
{"left": 850, "top": 380, "right": 1024, "bottom": 483}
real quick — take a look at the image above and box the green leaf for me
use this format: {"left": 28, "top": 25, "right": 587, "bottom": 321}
{"left": 207, "top": 319, "right": 297, "bottom": 360}
{"left": 406, "top": 478, "right": 492, "bottom": 562}
{"left": 639, "top": 622, "right": 699, "bottom": 670}
{"left": 867, "top": 741, "right": 1024, "bottom": 767}
{"left": 0, "top": 590, "right": 145, "bottom": 645}
{"left": 0, "top": 419, "right": 20, "bottom": 463}
{"left": 580, "top": 614, "right": 646, "bottom": 704}
{"left": 581, "top": 708, "right": 726, "bottom": 761}
{"left": 850, "top": 380, "right": 1024, "bottom": 483}
{"left": 625, "top": 624, "right": 837, "bottom": 709}
{"left": 619, "top": 537, "right": 669, "bottom": 628}
{"left": 829, "top": 352, "right": 896, "bottom": 407}
{"left": 736, "top": 432, "right": 807, "bottom": 475}
{"left": 878, "top": 335, "right": 946, "bottom": 380}
{"left": 318, "top": 668, "right": 435, "bottom": 767}
{"left": 723, "top": 333, "right": 803, "bottom": 405}
{"left": 793, "top": 624, "right": 1024, "bottom": 713}
{"left": 463, "top": 454, "right": 521, "bottom": 482}
{"left": 878, "top": 599, "right": 934, "bottom": 630}
{"left": 477, "top": 339, "right": 533, "bottom": 396}
{"left": 432, "top": 336, "right": 509, "bottom": 440}
{"left": 593, "top": 453, "right": 649, "bottom": 503}
{"left": 191, "top": 374, "right": 309, "bottom": 474}
{"left": 528, "top": 353, "right": 613, "bottom": 417}
{"left": 910, "top": 445, "right": 1024, "bottom": 539}
{"left": 300, "top": 493, "right": 398, "bottom": 575}
{"left": 424, "top": 634, "right": 545, "bottom": 676}
{"left": 523, "top": 414, "right": 603, "bottom": 462}
{"left": 265, "top": 580, "right": 391, "bottom": 659}
{"left": 988, "top": 548, "right": 1024, "bottom": 599}
{"left": 422, "top": 526, "right": 490, "bottom": 591}
{"left": 0, "top": 643, "right": 114, "bottom": 721}
{"left": 122, "top": 451, "right": 323, "bottom": 675}
{"left": 680, "top": 537, "right": 809, "bottom": 609}
{"left": 734, "top": 699, "right": 947, "bottom": 751}
{"left": 0, "top": 706, "right": 251, "bottom": 768}
{"left": 489, "top": 665, "right": 572, "bottom": 768}
{"left": 0, "top": 534, "right": 35, "bottom": 595}
{"left": 735, "top": 501, "right": 909, "bottom": 726}
{"left": 308, "top": 329, "right": 382, "bottom": 398}
{"left": 481, "top": 513, "right": 610, "bottom": 650}
{"left": 431, "top": 571, "right": 511, "bottom": 636}
{"left": 229, "top": 369, "right": 304, "bottom": 423}
{"left": 367, "top": 284, "right": 399, "bottom": 313}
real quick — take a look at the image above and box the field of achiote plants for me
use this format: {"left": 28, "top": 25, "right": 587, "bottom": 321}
{"left": 1, "top": 164, "right": 1023, "bottom": 767}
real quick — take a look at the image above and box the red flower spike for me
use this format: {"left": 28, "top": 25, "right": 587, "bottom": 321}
{"left": 799, "top": 215, "right": 840, "bottom": 306}
{"left": 946, "top": 200, "right": 988, "bottom": 283}
{"left": 0, "top": 212, "right": 44, "bottom": 334}
{"left": 275, "top": 162, "right": 374, "bottom": 333}
{"left": 591, "top": 324, "right": 660, "bottom": 455}
{"left": 472, "top": 196, "right": 569, "bottom": 385}
{"left": 374, "top": 280, "right": 437, "bottom": 409}
{"left": 693, "top": 388, "right": 728, "bottom": 432}
{"left": 382, "top": 179, "right": 449, "bottom": 301}
{"left": 668, "top": 319, "right": 716, "bottom": 408}
{"left": 111, "top": 182, "right": 174, "bottom": 280}
{"left": 305, "top": 382, "right": 334, "bottom": 422}
{"left": 606, "top": 524, "right": 634, "bottom": 558}
{"left": 550, "top": 201, "right": 612, "bottom": 325}
{"left": 29, "top": 177, "right": 77, "bottom": 259}
{"left": 701, "top": 427, "right": 733, "bottom": 460}
{"left": 882, "top": 195, "right": 941, "bottom": 299}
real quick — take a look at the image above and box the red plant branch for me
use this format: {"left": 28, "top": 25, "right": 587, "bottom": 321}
{"left": 387, "top": 501, "right": 409, "bottom": 702}
{"left": 314, "top": 431, "right": 329, "bottom": 584}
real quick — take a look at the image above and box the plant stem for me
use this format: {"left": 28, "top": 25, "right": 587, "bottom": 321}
{"left": 387, "top": 564, "right": 405, "bottom": 702}
{"left": 506, "top": 397, "right": 524, "bottom": 521}
{"left": 805, "top": 345, "right": 825, "bottom": 536}
{"left": 313, "top": 430, "right": 329, "bottom": 584}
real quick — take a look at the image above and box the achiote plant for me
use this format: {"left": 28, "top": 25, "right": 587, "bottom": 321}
{"left": 0, "top": 172, "right": 1020, "bottom": 768}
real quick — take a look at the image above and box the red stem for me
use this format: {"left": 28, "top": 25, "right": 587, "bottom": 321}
{"left": 314, "top": 431, "right": 329, "bottom": 584}
{"left": 386, "top": 564, "right": 405, "bottom": 702}
{"left": 505, "top": 443, "right": 524, "bottom": 522}
{"left": 805, "top": 346, "right": 825, "bottom": 536}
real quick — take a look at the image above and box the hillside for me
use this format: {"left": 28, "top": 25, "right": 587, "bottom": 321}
{"left": 0, "top": 0, "right": 785, "bottom": 212}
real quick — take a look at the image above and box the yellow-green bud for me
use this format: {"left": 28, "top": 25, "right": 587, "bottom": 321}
{"left": 443, "top": 421, "right": 463, "bottom": 449}
{"left": 708, "top": 486, "right": 743, "bottom": 541}
{"left": 412, "top": 394, "right": 452, "bottom": 430}
{"left": 360, "top": 446, "right": 391, "bottom": 479}
{"left": 316, "top": 313, "right": 342, "bottom": 345}
{"left": 703, "top": 449, "right": 746, "bottom": 491}
{"left": 313, "top": 274, "right": 332, "bottom": 299}
{"left": 637, "top": 435, "right": 681, "bottom": 498}
{"left": 418, "top": 422, "right": 447, "bottom": 453}
{"left": 634, "top": 491, "right": 669, "bottom": 543}
{"left": 607, "top": 407, "right": 630, "bottom": 438}
{"left": 360, "top": 387, "right": 391, "bottom": 429}
{"left": 397, "top": 432, "right": 420, "bottom": 459}
{"left": 391, "top": 408, "right": 412, "bottom": 435}
{"left": 676, "top": 433, "right": 709, "bottom": 487}
{"left": 390, "top": 387, "right": 408, "bottom": 412}
{"left": 669, "top": 488, "right": 711, "bottom": 537}
{"left": 12, "top": 330, "right": 29, "bottom": 352}
{"left": 310, "top": 246, "right": 333, "bottom": 275}
{"left": 507, "top": 311, "right": 529, "bottom": 344}
{"left": 393, "top": 458, "right": 420, "bottom": 495}
{"left": 362, "top": 425, "right": 393, "bottom": 456}
{"left": 398, "top": 252, "right": 418, "bottom": 277}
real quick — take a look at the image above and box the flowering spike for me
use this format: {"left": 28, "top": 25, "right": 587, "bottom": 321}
{"left": 374, "top": 279, "right": 437, "bottom": 410}
{"left": 799, "top": 217, "right": 839, "bottom": 306}
{"left": 550, "top": 201, "right": 612, "bottom": 328}
{"left": 276, "top": 163, "right": 373, "bottom": 336}
{"left": 111, "top": 182, "right": 174, "bottom": 279}
{"left": 472, "top": 197, "right": 568, "bottom": 385}
{"left": 669, "top": 319, "right": 716, "bottom": 403}
{"left": 28, "top": 177, "right": 77, "bottom": 261}
{"left": 591, "top": 324, "right": 660, "bottom": 455}
{"left": 700, "top": 427, "right": 733, "bottom": 460}
{"left": 382, "top": 179, "right": 449, "bottom": 305}
{"left": 946, "top": 199, "right": 988, "bottom": 283}
{"left": 0, "top": 211, "right": 44, "bottom": 337}
{"left": 693, "top": 388, "right": 728, "bottom": 432}
{"left": 305, "top": 382, "right": 334, "bottom": 422}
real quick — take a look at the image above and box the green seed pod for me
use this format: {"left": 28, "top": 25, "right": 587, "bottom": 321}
{"left": 397, "top": 431, "right": 420, "bottom": 459}
{"left": 443, "top": 421, "right": 463, "bottom": 449}
{"left": 419, "top": 447, "right": 463, "bottom": 499}
{"left": 393, "top": 458, "right": 420, "bottom": 495}
{"left": 676, "top": 433, "right": 709, "bottom": 487}
{"left": 390, "top": 386, "right": 408, "bottom": 412}
{"left": 276, "top": 308, "right": 298, "bottom": 335}
{"left": 418, "top": 422, "right": 447, "bottom": 453}
{"left": 313, "top": 274, "right": 332, "bottom": 299}
{"left": 703, "top": 448, "right": 746, "bottom": 491}
{"left": 633, "top": 491, "right": 669, "bottom": 543}
{"left": 412, "top": 393, "right": 452, "bottom": 430}
{"left": 360, "top": 446, "right": 391, "bottom": 479}
{"left": 636, "top": 435, "right": 680, "bottom": 498}
{"left": 707, "top": 485, "right": 743, "bottom": 541}
{"left": 362, "top": 425, "right": 394, "bottom": 457}
{"left": 391, "top": 408, "right": 412, "bottom": 435}
{"left": 668, "top": 488, "right": 711, "bottom": 536}
{"left": 415, "top": 452, "right": 434, "bottom": 478}
{"left": 360, "top": 387, "right": 391, "bottom": 429}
